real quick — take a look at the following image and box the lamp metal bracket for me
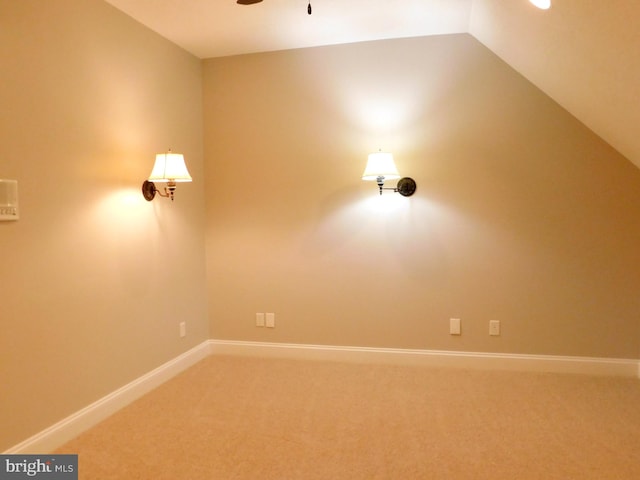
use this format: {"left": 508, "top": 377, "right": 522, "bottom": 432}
{"left": 378, "top": 177, "right": 417, "bottom": 197}
{"left": 142, "top": 180, "right": 175, "bottom": 201}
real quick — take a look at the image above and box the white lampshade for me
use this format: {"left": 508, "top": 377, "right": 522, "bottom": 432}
{"left": 362, "top": 152, "right": 401, "bottom": 181}
{"left": 148, "top": 152, "right": 192, "bottom": 183}
{"left": 529, "top": 0, "right": 551, "bottom": 9}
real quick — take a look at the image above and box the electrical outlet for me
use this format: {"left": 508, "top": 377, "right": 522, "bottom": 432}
{"left": 449, "top": 318, "right": 461, "bottom": 335}
{"left": 179, "top": 321, "right": 186, "bottom": 338}
{"left": 266, "top": 313, "right": 275, "bottom": 328}
{"left": 489, "top": 320, "right": 500, "bottom": 336}
{"left": 256, "top": 313, "right": 265, "bottom": 327}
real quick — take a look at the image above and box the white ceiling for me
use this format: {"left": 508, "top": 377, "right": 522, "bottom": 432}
{"left": 104, "top": 0, "right": 640, "bottom": 169}
{"left": 104, "top": 0, "right": 473, "bottom": 59}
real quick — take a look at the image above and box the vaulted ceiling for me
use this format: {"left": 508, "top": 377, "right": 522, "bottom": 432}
{"left": 104, "top": 0, "right": 640, "bottom": 168}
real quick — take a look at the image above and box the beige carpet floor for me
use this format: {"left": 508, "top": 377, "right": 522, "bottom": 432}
{"left": 56, "top": 355, "right": 640, "bottom": 479}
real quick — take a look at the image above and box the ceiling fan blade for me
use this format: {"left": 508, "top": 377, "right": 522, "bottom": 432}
{"left": 237, "top": 0, "right": 263, "bottom": 4}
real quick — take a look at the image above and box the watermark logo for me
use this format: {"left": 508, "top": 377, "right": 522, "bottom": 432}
{"left": 0, "top": 455, "right": 77, "bottom": 479}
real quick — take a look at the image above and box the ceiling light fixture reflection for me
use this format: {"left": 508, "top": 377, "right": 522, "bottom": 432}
{"left": 529, "top": 0, "right": 551, "bottom": 9}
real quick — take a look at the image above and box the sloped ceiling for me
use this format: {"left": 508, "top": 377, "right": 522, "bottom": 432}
{"left": 469, "top": 0, "right": 640, "bottom": 171}
{"left": 104, "top": 0, "right": 640, "bottom": 168}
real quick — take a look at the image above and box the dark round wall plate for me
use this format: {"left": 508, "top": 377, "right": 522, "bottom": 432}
{"left": 396, "top": 177, "right": 417, "bottom": 197}
{"left": 142, "top": 180, "right": 157, "bottom": 201}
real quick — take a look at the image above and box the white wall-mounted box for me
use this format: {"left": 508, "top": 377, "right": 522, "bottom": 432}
{"left": 0, "top": 179, "right": 19, "bottom": 221}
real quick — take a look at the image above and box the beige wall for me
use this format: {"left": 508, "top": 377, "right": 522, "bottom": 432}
{"left": 203, "top": 34, "right": 640, "bottom": 360}
{"left": 3, "top": 3, "right": 640, "bottom": 453}
{"left": 0, "top": 0, "right": 208, "bottom": 451}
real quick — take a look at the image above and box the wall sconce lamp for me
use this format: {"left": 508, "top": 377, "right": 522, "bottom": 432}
{"left": 362, "top": 151, "right": 416, "bottom": 196}
{"left": 142, "top": 150, "right": 192, "bottom": 201}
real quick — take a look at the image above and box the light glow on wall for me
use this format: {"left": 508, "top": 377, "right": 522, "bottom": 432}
{"left": 89, "top": 188, "right": 154, "bottom": 231}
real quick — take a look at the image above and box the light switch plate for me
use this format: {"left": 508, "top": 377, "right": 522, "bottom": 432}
{"left": 0, "top": 179, "right": 19, "bottom": 221}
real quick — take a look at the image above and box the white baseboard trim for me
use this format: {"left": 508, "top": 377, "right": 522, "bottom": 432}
{"left": 4, "top": 341, "right": 211, "bottom": 455}
{"left": 209, "top": 339, "right": 640, "bottom": 378}
{"left": 6, "top": 339, "right": 638, "bottom": 454}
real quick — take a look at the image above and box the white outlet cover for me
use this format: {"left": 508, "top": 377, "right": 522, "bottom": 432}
{"left": 449, "top": 318, "right": 461, "bottom": 335}
{"left": 489, "top": 320, "right": 500, "bottom": 336}
{"left": 266, "top": 313, "right": 275, "bottom": 328}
